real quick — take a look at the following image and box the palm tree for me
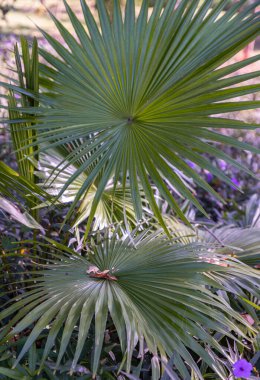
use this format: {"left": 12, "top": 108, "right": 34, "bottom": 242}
{"left": 0, "top": 1, "right": 260, "bottom": 378}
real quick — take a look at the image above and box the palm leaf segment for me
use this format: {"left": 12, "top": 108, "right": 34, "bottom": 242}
{"left": 36, "top": 146, "right": 193, "bottom": 230}
{"left": 1, "top": 231, "right": 259, "bottom": 379}
{"left": 5, "top": 0, "right": 260, "bottom": 233}
{"left": 166, "top": 217, "right": 260, "bottom": 267}
{"left": 36, "top": 148, "right": 146, "bottom": 230}
{"left": 0, "top": 162, "right": 45, "bottom": 205}
{"left": 0, "top": 162, "right": 49, "bottom": 231}
{"left": 200, "top": 226, "right": 260, "bottom": 267}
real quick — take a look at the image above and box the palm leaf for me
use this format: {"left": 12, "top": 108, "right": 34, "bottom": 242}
{"left": 1, "top": 230, "right": 259, "bottom": 379}
{"left": 7, "top": 37, "right": 39, "bottom": 221}
{"left": 167, "top": 217, "right": 260, "bottom": 267}
{"left": 0, "top": 161, "right": 48, "bottom": 207}
{"left": 1, "top": 0, "right": 260, "bottom": 235}
{"left": 237, "top": 194, "right": 260, "bottom": 228}
{"left": 0, "top": 367, "right": 31, "bottom": 380}
{"left": 0, "top": 162, "right": 49, "bottom": 231}
{"left": 35, "top": 148, "right": 149, "bottom": 231}
{"left": 8, "top": 37, "right": 39, "bottom": 182}
{"left": 0, "top": 196, "right": 44, "bottom": 232}
{"left": 199, "top": 226, "right": 260, "bottom": 267}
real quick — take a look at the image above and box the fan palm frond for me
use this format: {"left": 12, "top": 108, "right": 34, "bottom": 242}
{"left": 0, "top": 196, "right": 43, "bottom": 232}
{"left": 8, "top": 37, "right": 39, "bottom": 179}
{"left": 167, "top": 217, "right": 260, "bottom": 267}
{"left": 200, "top": 225, "right": 260, "bottom": 267}
{"left": 0, "top": 162, "right": 48, "bottom": 207}
{"left": 0, "top": 162, "right": 49, "bottom": 231}
{"left": 0, "top": 367, "right": 31, "bottom": 380}
{"left": 36, "top": 148, "right": 148, "bottom": 230}
{"left": 1, "top": 230, "right": 259, "bottom": 379}
{"left": 2, "top": 0, "right": 259, "bottom": 234}
{"left": 238, "top": 194, "right": 260, "bottom": 228}
{"left": 6, "top": 37, "right": 40, "bottom": 222}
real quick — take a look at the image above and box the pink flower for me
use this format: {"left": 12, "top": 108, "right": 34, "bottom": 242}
{"left": 233, "top": 359, "right": 253, "bottom": 379}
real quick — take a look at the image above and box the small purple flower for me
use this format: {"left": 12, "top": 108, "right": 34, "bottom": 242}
{"left": 231, "top": 176, "right": 240, "bottom": 189}
{"left": 218, "top": 159, "right": 227, "bottom": 171}
{"left": 233, "top": 359, "right": 253, "bottom": 379}
{"left": 187, "top": 160, "right": 196, "bottom": 170}
{"left": 205, "top": 171, "right": 213, "bottom": 183}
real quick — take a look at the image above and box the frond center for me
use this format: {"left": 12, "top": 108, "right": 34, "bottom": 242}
{"left": 86, "top": 265, "right": 117, "bottom": 281}
{"left": 127, "top": 116, "right": 134, "bottom": 125}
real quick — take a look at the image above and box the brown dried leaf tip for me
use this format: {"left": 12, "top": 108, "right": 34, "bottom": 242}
{"left": 87, "top": 265, "right": 117, "bottom": 281}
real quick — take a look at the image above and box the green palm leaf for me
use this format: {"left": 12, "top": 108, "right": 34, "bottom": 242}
{"left": 8, "top": 36, "right": 39, "bottom": 182}
{"left": 2, "top": 0, "right": 260, "bottom": 234}
{"left": 35, "top": 148, "right": 149, "bottom": 230}
{"left": 4, "top": 37, "right": 40, "bottom": 225}
{"left": 237, "top": 194, "right": 260, "bottom": 228}
{"left": 0, "top": 367, "right": 31, "bottom": 380}
{"left": 200, "top": 226, "right": 260, "bottom": 267}
{"left": 1, "top": 230, "right": 259, "bottom": 379}
{"left": 0, "top": 196, "right": 44, "bottom": 232}
{"left": 0, "top": 161, "right": 48, "bottom": 208}
{"left": 0, "top": 162, "right": 49, "bottom": 231}
{"left": 167, "top": 217, "right": 260, "bottom": 267}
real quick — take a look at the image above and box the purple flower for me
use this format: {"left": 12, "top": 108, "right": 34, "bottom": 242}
{"left": 204, "top": 170, "right": 213, "bottom": 182}
{"left": 233, "top": 359, "right": 253, "bottom": 379}
{"left": 205, "top": 171, "right": 213, "bottom": 183}
{"left": 218, "top": 159, "right": 227, "bottom": 171}
{"left": 187, "top": 160, "right": 196, "bottom": 170}
{"left": 231, "top": 176, "right": 240, "bottom": 189}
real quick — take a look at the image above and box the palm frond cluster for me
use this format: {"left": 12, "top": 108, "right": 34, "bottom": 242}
{"left": 1, "top": 230, "right": 259, "bottom": 379}
{"left": 0, "top": 0, "right": 259, "bottom": 379}
{"left": 1, "top": 0, "right": 259, "bottom": 232}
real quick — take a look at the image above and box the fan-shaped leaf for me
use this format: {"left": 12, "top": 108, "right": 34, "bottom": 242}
{"left": 1, "top": 230, "right": 259, "bottom": 378}
{"left": 2, "top": 0, "right": 259, "bottom": 233}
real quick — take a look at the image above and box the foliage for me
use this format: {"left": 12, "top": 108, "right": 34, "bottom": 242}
{"left": 0, "top": 161, "right": 50, "bottom": 230}
{"left": 1, "top": 0, "right": 260, "bottom": 235}
{"left": 167, "top": 217, "right": 260, "bottom": 267}
{"left": 8, "top": 37, "right": 39, "bottom": 180}
{"left": 0, "top": 162, "right": 45, "bottom": 206}
{"left": 0, "top": 0, "right": 259, "bottom": 379}
{"left": 35, "top": 148, "right": 145, "bottom": 231}
{"left": 1, "top": 230, "right": 259, "bottom": 379}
